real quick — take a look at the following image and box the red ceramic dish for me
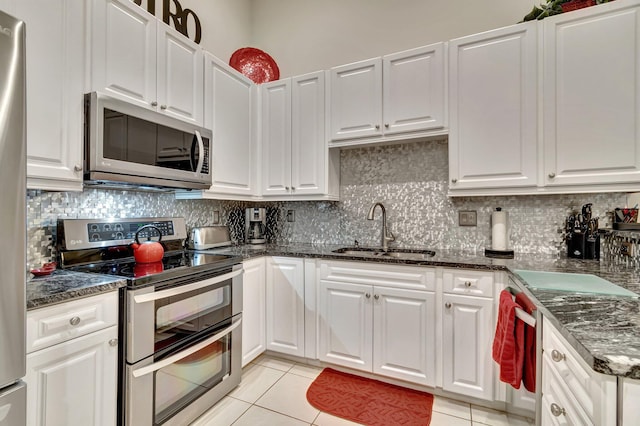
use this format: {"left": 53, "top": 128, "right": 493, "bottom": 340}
{"left": 30, "top": 262, "right": 56, "bottom": 277}
{"left": 229, "top": 47, "right": 280, "bottom": 84}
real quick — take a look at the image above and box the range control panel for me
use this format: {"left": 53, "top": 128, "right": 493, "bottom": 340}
{"left": 86, "top": 220, "right": 174, "bottom": 243}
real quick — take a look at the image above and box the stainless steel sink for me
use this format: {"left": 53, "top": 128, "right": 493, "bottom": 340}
{"left": 332, "top": 247, "right": 435, "bottom": 260}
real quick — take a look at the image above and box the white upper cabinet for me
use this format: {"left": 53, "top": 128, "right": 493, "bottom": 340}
{"left": 261, "top": 79, "right": 292, "bottom": 196}
{"left": 10, "top": 0, "right": 86, "bottom": 191}
{"left": 543, "top": 0, "right": 640, "bottom": 189}
{"left": 329, "top": 43, "right": 446, "bottom": 145}
{"left": 90, "top": 0, "right": 203, "bottom": 125}
{"left": 448, "top": 22, "right": 538, "bottom": 193}
{"left": 204, "top": 54, "right": 257, "bottom": 198}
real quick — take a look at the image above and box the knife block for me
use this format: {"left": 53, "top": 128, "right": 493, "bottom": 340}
{"left": 567, "top": 232, "right": 600, "bottom": 260}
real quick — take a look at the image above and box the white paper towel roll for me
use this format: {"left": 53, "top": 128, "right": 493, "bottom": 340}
{"left": 491, "top": 208, "right": 508, "bottom": 251}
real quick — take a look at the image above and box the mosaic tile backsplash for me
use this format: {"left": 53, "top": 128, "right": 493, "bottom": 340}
{"left": 27, "top": 139, "right": 627, "bottom": 270}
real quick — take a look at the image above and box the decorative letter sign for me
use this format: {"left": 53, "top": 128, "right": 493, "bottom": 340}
{"left": 133, "top": 0, "right": 202, "bottom": 44}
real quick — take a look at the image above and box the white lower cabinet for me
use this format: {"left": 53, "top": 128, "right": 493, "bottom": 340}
{"left": 266, "top": 257, "right": 305, "bottom": 357}
{"left": 25, "top": 292, "right": 118, "bottom": 426}
{"left": 442, "top": 269, "right": 495, "bottom": 401}
{"left": 242, "top": 257, "right": 266, "bottom": 366}
{"left": 318, "top": 261, "right": 436, "bottom": 386}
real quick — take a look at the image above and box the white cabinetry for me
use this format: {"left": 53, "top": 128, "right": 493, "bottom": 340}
{"left": 329, "top": 43, "right": 446, "bottom": 146}
{"left": 25, "top": 292, "right": 118, "bottom": 426}
{"left": 242, "top": 257, "right": 266, "bottom": 366}
{"left": 442, "top": 269, "right": 495, "bottom": 401}
{"left": 543, "top": 1, "right": 640, "bottom": 189}
{"left": 621, "top": 377, "right": 640, "bottom": 425}
{"left": 7, "top": 0, "right": 86, "bottom": 191}
{"left": 448, "top": 22, "right": 538, "bottom": 194}
{"left": 90, "top": 0, "right": 204, "bottom": 125}
{"left": 318, "top": 261, "right": 436, "bottom": 386}
{"left": 261, "top": 72, "right": 338, "bottom": 199}
{"left": 541, "top": 317, "right": 617, "bottom": 425}
{"left": 266, "top": 257, "right": 305, "bottom": 357}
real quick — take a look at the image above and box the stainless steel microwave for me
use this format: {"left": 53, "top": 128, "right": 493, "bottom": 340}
{"left": 84, "top": 92, "right": 212, "bottom": 190}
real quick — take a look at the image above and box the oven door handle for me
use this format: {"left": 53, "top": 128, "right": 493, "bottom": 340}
{"left": 131, "top": 316, "right": 242, "bottom": 378}
{"left": 133, "top": 268, "right": 242, "bottom": 304}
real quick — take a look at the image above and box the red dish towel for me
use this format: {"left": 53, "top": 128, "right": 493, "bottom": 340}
{"left": 492, "top": 290, "right": 525, "bottom": 389}
{"left": 515, "top": 292, "right": 537, "bottom": 393}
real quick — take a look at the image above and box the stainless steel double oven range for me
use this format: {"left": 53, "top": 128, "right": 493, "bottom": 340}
{"left": 58, "top": 217, "right": 243, "bottom": 425}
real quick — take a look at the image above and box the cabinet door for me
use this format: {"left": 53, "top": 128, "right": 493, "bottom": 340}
{"left": 265, "top": 257, "right": 304, "bottom": 357}
{"left": 18, "top": 0, "right": 85, "bottom": 191}
{"left": 448, "top": 22, "right": 538, "bottom": 191}
{"left": 204, "top": 54, "right": 256, "bottom": 196}
{"left": 25, "top": 326, "right": 118, "bottom": 426}
{"left": 543, "top": 2, "right": 640, "bottom": 187}
{"left": 330, "top": 58, "right": 382, "bottom": 141}
{"left": 383, "top": 43, "right": 445, "bottom": 135}
{"left": 261, "top": 79, "right": 292, "bottom": 196}
{"left": 156, "top": 23, "right": 204, "bottom": 125}
{"left": 442, "top": 294, "right": 494, "bottom": 401}
{"left": 91, "top": 0, "right": 156, "bottom": 108}
{"left": 242, "top": 257, "right": 266, "bottom": 366}
{"left": 373, "top": 286, "right": 435, "bottom": 386}
{"left": 291, "top": 71, "right": 326, "bottom": 195}
{"left": 318, "top": 280, "right": 372, "bottom": 371}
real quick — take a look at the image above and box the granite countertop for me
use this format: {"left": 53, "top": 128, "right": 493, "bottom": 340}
{"left": 28, "top": 243, "right": 640, "bottom": 379}
{"left": 27, "top": 270, "right": 127, "bottom": 310}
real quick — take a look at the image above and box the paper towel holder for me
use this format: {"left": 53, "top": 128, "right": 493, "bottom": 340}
{"left": 485, "top": 207, "right": 514, "bottom": 259}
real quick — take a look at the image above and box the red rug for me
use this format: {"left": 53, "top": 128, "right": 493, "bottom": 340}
{"left": 306, "top": 368, "right": 433, "bottom": 425}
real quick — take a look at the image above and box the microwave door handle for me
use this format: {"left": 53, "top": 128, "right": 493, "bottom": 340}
{"left": 131, "top": 316, "right": 242, "bottom": 378}
{"left": 194, "top": 129, "right": 204, "bottom": 173}
{"left": 133, "top": 268, "right": 242, "bottom": 304}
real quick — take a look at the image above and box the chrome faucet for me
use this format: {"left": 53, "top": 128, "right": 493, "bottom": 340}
{"left": 367, "top": 202, "right": 395, "bottom": 251}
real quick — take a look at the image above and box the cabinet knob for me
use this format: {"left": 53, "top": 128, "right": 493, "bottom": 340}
{"left": 285, "top": 186, "right": 290, "bottom": 191}
{"left": 374, "top": 294, "right": 379, "bottom": 300}
{"left": 73, "top": 165, "right": 82, "bottom": 173}
{"left": 109, "top": 339, "right": 118, "bottom": 347}
{"left": 160, "top": 105, "right": 167, "bottom": 110}
{"left": 291, "top": 186, "right": 296, "bottom": 191}
{"left": 69, "top": 316, "right": 81, "bottom": 326}
{"left": 365, "top": 293, "right": 371, "bottom": 299}
{"left": 445, "top": 302, "right": 452, "bottom": 309}
{"left": 464, "top": 281, "right": 472, "bottom": 287}
{"left": 550, "top": 403, "right": 565, "bottom": 417}
{"left": 384, "top": 123, "right": 389, "bottom": 129}
{"left": 151, "top": 101, "right": 158, "bottom": 107}
{"left": 548, "top": 172, "right": 556, "bottom": 178}
{"left": 551, "top": 349, "right": 566, "bottom": 362}
{"left": 375, "top": 125, "right": 380, "bottom": 130}
{"left": 451, "top": 178, "right": 457, "bottom": 184}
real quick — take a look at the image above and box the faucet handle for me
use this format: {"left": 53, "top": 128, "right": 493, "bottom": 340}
{"left": 354, "top": 239, "right": 360, "bottom": 248}
{"left": 385, "top": 230, "right": 395, "bottom": 243}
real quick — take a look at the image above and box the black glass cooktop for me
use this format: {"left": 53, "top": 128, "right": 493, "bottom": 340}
{"left": 68, "top": 251, "right": 242, "bottom": 287}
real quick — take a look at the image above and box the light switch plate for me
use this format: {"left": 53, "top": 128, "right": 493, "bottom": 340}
{"left": 459, "top": 210, "right": 477, "bottom": 226}
{"left": 287, "top": 210, "right": 295, "bottom": 222}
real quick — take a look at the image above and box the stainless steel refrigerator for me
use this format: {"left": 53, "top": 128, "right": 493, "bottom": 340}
{"left": 0, "top": 9, "right": 26, "bottom": 426}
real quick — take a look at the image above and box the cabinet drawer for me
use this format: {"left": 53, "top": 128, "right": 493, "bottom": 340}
{"left": 27, "top": 292, "right": 118, "bottom": 354}
{"left": 542, "top": 355, "right": 592, "bottom": 426}
{"left": 443, "top": 269, "right": 494, "bottom": 297}
{"left": 319, "top": 260, "right": 435, "bottom": 291}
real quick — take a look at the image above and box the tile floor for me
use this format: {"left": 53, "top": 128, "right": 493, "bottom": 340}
{"left": 191, "top": 355, "right": 535, "bottom": 426}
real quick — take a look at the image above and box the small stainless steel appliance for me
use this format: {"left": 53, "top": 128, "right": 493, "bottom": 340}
{"left": 245, "top": 208, "right": 267, "bottom": 245}
{"left": 57, "top": 217, "right": 243, "bottom": 426}
{"left": 84, "top": 92, "right": 213, "bottom": 190}
{"left": 0, "top": 9, "right": 26, "bottom": 426}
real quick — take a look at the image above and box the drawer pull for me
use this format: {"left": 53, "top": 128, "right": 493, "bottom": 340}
{"left": 365, "top": 293, "right": 371, "bottom": 299}
{"left": 445, "top": 302, "right": 452, "bottom": 309}
{"left": 464, "top": 281, "right": 472, "bottom": 287}
{"left": 550, "top": 403, "right": 565, "bottom": 417}
{"left": 109, "top": 339, "right": 118, "bottom": 347}
{"left": 551, "top": 349, "right": 566, "bottom": 362}
{"left": 374, "top": 294, "right": 379, "bottom": 300}
{"left": 69, "top": 316, "right": 81, "bottom": 326}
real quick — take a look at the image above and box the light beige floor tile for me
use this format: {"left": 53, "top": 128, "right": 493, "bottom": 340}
{"left": 430, "top": 411, "right": 473, "bottom": 426}
{"left": 254, "top": 354, "right": 296, "bottom": 372}
{"left": 189, "top": 396, "right": 250, "bottom": 426}
{"left": 432, "top": 396, "right": 472, "bottom": 420}
{"left": 471, "top": 405, "right": 530, "bottom": 425}
{"left": 228, "top": 363, "right": 285, "bottom": 403}
{"left": 232, "top": 405, "right": 308, "bottom": 426}
{"left": 289, "top": 363, "right": 323, "bottom": 379}
{"left": 255, "top": 372, "right": 320, "bottom": 423}
{"left": 313, "top": 411, "right": 363, "bottom": 425}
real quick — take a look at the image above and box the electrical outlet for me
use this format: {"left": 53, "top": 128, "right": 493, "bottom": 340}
{"left": 213, "top": 210, "right": 220, "bottom": 224}
{"left": 621, "top": 241, "right": 634, "bottom": 257}
{"left": 287, "top": 210, "right": 295, "bottom": 222}
{"left": 459, "top": 210, "right": 477, "bottom": 226}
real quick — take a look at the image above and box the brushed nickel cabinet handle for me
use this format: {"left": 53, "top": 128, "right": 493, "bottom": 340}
{"left": 69, "top": 316, "right": 81, "bottom": 326}
{"left": 445, "top": 302, "right": 452, "bottom": 309}
{"left": 550, "top": 403, "right": 565, "bottom": 417}
{"left": 375, "top": 125, "right": 380, "bottom": 130}
{"left": 464, "top": 281, "right": 472, "bottom": 287}
{"left": 384, "top": 124, "right": 389, "bottom": 128}
{"left": 365, "top": 293, "right": 371, "bottom": 299}
{"left": 73, "top": 165, "right": 82, "bottom": 172}
{"left": 109, "top": 339, "right": 118, "bottom": 347}
{"left": 374, "top": 294, "right": 379, "bottom": 300}
{"left": 160, "top": 105, "right": 167, "bottom": 110}
{"left": 151, "top": 101, "right": 158, "bottom": 107}
{"left": 551, "top": 349, "right": 566, "bottom": 362}
{"left": 548, "top": 172, "right": 556, "bottom": 178}
{"left": 451, "top": 178, "right": 457, "bottom": 184}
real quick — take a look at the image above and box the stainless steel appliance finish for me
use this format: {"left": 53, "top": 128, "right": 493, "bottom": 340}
{"left": 188, "top": 226, "right": 232, "bottom": 250}
{"left": 367, "top": 202, "right": 395, "bottom": 251}
{"left": 245, "top": 207, "right": 267, "bottom": 245}
{"left": 84, "top": 92, "right": 213, "bottom": 190}
{"left": 0, "top": 9, "right": 26, "bottom": 426}
{"left": 57, "top": 217, "right": 244, "bottom": 425}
